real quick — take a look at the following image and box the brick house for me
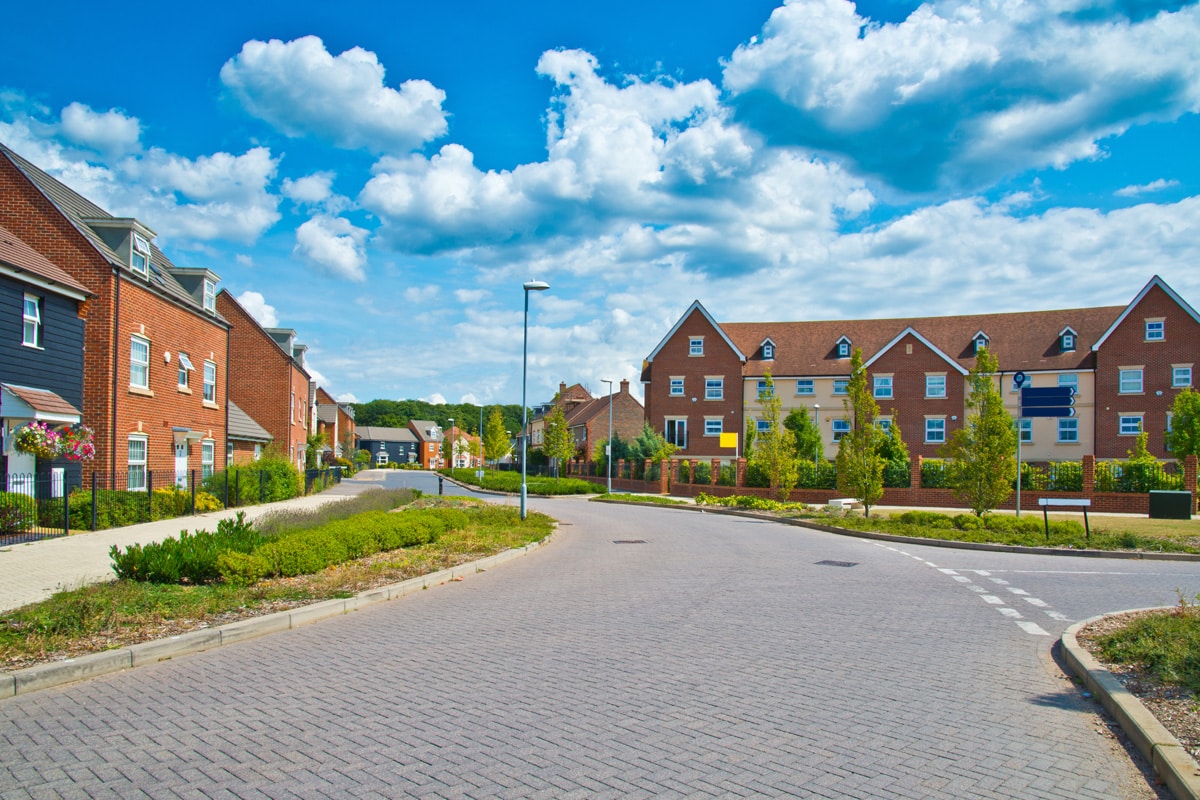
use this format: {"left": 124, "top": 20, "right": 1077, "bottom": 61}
{"left": 407, "top": 420, "right": 445, "bottom": 469}
{"left": 521, "top": 382, "right": 593, "bottom": 454}
{"left": 216, "top": 291, "right": 312, "bottom": 471}
{"left": 356, "top": 426, "right": 419, "bottom": 466}
{"left": 564, "top": 379, "right": 644, "bottom": 461}
{"left": 315, "top": 386, "right": 356, "bottom": 461}
{"left": 642, "top": 277, "right": 1198, "bottom": 462}
{"left": 0, "top": 144, "right": 229, "bottom": 488}
{"left": 0, "top": 224, "right": 90, "bottom": 493}
{"left": 227, "top": 400, "right": 273, "bottom": 464}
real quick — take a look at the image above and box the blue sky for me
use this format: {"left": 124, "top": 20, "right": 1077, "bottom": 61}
{"left": 3, "top": 0, "right": 1198, "bottom": 407}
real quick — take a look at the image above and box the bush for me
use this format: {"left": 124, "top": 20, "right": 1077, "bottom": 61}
{"left": 920, "top": 459, "right": 950, "bottom": 488}
{"left": 203, "top": 456, "right": 303, "bottom": 506}
{"left": 745, "top": 462, "right": 769, "bottom": 488}
{"left": 952, "top": 513, "right": 983, "bottom": 530}
{"left": 1048, "top": 461, "right": 1083, "bottom": 492}
{"left": 69, "top": 488, "right": 149, "bottom": 530}
{"left": 795, "top": 460, "right": 837, "bottom": 489}
{"left": 693, "top": 462, "right": 712, "bottom": 484}
{"left": 110, "top": 512, "right": 260, "bottom": 583}
{"left": 895, "top": 510, "right": 954, "bottom": 529}
{"left": 717, "top": 464, "right": 736, "bottom": 487}
{"left": 882, "top": 460, "right": 910, "bottom": 488}
{"left": 0, "top": 492, "right": 35, "bottom": 534}
{"left": 255, "top": 530, "right": 348, "bottom": 577}
{"left": 216, "top": 550, "right": 267, "bottom": 586}
{"left": 983, "top": 515, "right": 1042, "bottom": 536}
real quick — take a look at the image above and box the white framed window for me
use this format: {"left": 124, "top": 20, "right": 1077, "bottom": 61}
{"left": 669, "top": 377, "right": 684, "bottom": 397}
{"left": 756, "top": 380, "right": 773, "bottom": 399}
{"left": 762, "top": 342, "right": 774, "bottom": 359}
{"left": 974, "top": 334, "right": 989, "bottom": 354}
{"left": 873, "top": 376, "right": 892, "bottom": 399}
{"left": 1167, "top": 412, "right": 1174, "bottom": 435}
{"left": 203, "top": 279, "right": 216, "bottom": 313}
{"left": 796, "top": 379, "right": 814, "bottom": 395}
{"left": 836, "top": 339, "right": 850, "bottom": 358}
{"left": 703, "top": 418, "right": 722, "bottom": 436}
{"left": 203, "top": 360, "right": 217, "bottom": 403}
{"left": 833, "top": 379, "right": 849, "bottom": 396}
{"left": 665, "top": 418, "right": 687, "bottom": 448}
{"left": 1119, "top": 415, "right": 1142, "bottom": 436}
{"left": 1119, "top": 369, "right": 1143, "bottom": 394}
{"left": 832, "top": 419, "right": 850, "bottom": 442}
{"left": 131, "top": 233, "right": 151, "bottom": 276}
{"left": 1019, "top": 418, "right": 1032, "bottom": 443}
{"left": 1058, "top": 418, "right": 1078, "bottom": 443}
{"left": 1173, "top": 366, "right": 1192, "bottom": 388}
{"left": 1061, "top": 331, "right": 1075, "bottom": 351}
{"left": 376, "top": 449, "right": 389, "bottom": 466}
{"left": 22, "top": 294, "right": 41, "bottom": 347}
{"left": 925, "top": 374, "right": 946, "bottom": 398}
{"left": 291, "top": 391, "right": 296, "bottom": 423}
{"left": 130, "top": 335, "right": 150, "bottom": 389}
{"left": 254, "top": 443, "right": 262, "bottom": 461}
{"left": 689, "top": 337, "right": 704, "bottom": 356}
{"left": 1058, "top": 372, "right": 1078, "bottom": 392}
{"left": 177, "top": 352, "right": 194, "bottom": 389}
{"left": 877, "top": 418, "right": 892, "bottom": 433}
{"left": 201, "top": 440, "right": 215, "bottom": 479}
{"left": 1145, "top": 320, "right": 1164, "bottom": 341}
{"left": 705, "top": 378, "right": 723, "bottom": 400}
{"left": 128, "top": 435, "right": 148, "bottom": 491}
{"left": 756, "top": 419, "right": 770, "bottom": 434}
{"left": 925, "top": 418, "right": 946, "bottom": 443}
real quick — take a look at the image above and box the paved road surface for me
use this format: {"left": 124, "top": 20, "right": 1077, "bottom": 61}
{"left": 1, "top": 482, "right": 1198, "bottom": 798}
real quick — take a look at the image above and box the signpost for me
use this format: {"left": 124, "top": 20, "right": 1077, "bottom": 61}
{"left": 1013, "top": 372, "right": 1076, "bottom": 516}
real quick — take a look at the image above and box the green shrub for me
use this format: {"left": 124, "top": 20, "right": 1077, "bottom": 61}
{"left": 795, "top": 460, "right": 837, "bottom": 489}
{"left": 952, "top": 513, "right": 983, "bottom": 530}
{"left": 717, "top": 464, "right": 736, "bottom": 487}
{"left": 203, "top": 456, "right": 303, "bottom": 506}
{"left": 110, "top": 512, "right": 260, "bottom": 583}
{"left": 895, "top": 510, "right": 954, "bottom": 529}
{"left": 920, "top": 459, "right": 950, "bottom": 488}
{"left": 69, "top": 488, "right": 149, "bottom": 530}
{"left": 693, "top": 462, "right": 712, "bottom": 484}
{"left": 1048, "top": 461, "right": 1083, "bottom": 492}
{"left": 216, "top": 550, "right": 267, "bottom": 586}
{"left": 0, "top": 492, "right": 33, "bottom": 534}
{"left": 882, "top": 460, "right": 911, "bottom": 488}
{"left": 419, "top": 507, "right": 469, "bottom": 531}
{"left": 983, "top": 515, "right": 1042, "bottom": 536}
{"left": 744, "top": 462, "right": 769, "bottom": 488}
{"left": 255, "top": 530, "right": 348, "bottom": 577}
{"left": 254, "top": 488, "right": 417, "bottom": 540}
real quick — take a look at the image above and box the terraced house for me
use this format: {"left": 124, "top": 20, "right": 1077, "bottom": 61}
{"left": 0, "top": 144, "right": 229, "bottom": 488}
{"left": 642, "top": 276, "right": 1198, "bottom": 463}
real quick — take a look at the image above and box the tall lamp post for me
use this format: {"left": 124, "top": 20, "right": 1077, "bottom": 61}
{"left": 521, "top": 280, "right": 550, "bottom": 519}
{"left": 447, "top": 418, "right": 454, "bottom": 469}
{"left": 478, "top": 404, "right": 484, "bottom": 476}
{"left": 601, "top": 378, "right": 614, "bottom": 494}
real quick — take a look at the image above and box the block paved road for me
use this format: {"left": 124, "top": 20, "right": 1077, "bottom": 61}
{"left": 2, "top": 486, "right": 1199, "bottom": 799}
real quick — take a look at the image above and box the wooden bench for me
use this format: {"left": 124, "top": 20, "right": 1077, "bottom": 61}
{"left": 1037, "top": 497, "right": 1091, "bottom": 543}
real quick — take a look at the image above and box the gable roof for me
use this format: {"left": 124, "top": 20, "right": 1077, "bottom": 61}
{"left": 0, "top": 224, "right": 90, "bottom": 299}
{"left": 0, "top": 144, "right": 226, "bottom": 324}
{"left": 644, "top": 300, "right": 747, "bottom": 364}
{"left": 228, "top": 401, "right": 273, "bottom": 442}
{"left": 217, "top": 289, "right": 312, "bottom": 380}
{"left": 863, "top": 327, "right": 969, "bottom": 375}
{"left": 358, "top": 426, "right": 418, "bottom": 443}
{"left": 408, "top": 420, "right": 442, "bottom": 442}
{"left": 1092, "top": 275, "right": 1200, "bottom": 351}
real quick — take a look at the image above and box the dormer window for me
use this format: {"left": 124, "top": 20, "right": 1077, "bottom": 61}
{"left": 836, "top": 336, "right": 851, "bottom": 358}
{"left": 1059, "top": 327, "right": 1076, "bottom": 352}
{"left": 131, "top": 233, "right": 151, "bottom": 276}
{"left": 761, "top": 339, "right": 776, "bottom": 360}
{"left": 973, "top": 331, "right": 990, "bottom": 354}
{"left": 203, "top": 279, "right": 216, "bottom": 313}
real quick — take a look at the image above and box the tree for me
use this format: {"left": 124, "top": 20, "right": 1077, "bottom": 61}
{"left": 593, "top": 431, "right": 631, "bottom": 472}
{"left": 941, "top": 347, "right": 1017, "bottom": 516}
{"left": 627, "top": 423, "right": 678, "bottom": 464}
{"left": 784, "top": 407, "right": 823, "bottom": 463}
{"left": 542, "top": 406, "right": 575, "bottom": 479}
{"left": 877, "top": 418, "right": 911, "bottom": 487}
{"left": 749, "top": 371, "right": 798, "bottom": 501}
{"left": 304, "top": 431, "right": 326, "bottom": 470}
{"left": 483, "top": 407, "right": 510, "bottom": 470}
{"left": 835, "top": 348, "right": 884, "bottom": 516}
{"left": 1167, "top": 388, "right": 1200, "bottom": 459}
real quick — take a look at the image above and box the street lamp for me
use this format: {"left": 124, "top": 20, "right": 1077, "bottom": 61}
{"left": 447, "top": 418, "right": 454, "bottom": 469}
{"left": 601, "top": 378, "right": 614, "bottom": 494}
{"left": 521, "top": 279, "right": 550, "bottom": 520}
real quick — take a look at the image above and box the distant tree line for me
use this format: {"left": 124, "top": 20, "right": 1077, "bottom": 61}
{"left": 354, "top": 399, "right": 525, "bottom": 438}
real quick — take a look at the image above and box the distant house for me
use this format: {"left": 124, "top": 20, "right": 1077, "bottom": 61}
{"left": 519, "top": 380, "right": 644, "bottom": 463}
{"left": 520, "top": 382, "right": 593, "bottom": 455}
{"left": 315, "top": 386, "right": 356, "bottom": 461}
{"left": 0, "top": 224, "right": 90, "bottom": 494}
{"left": 357, "top": 426, "right": 419, "bottom": 466}
{"left": 227, "top": 400, "right": 273, "bottom": 465}
{"left": 407, "top": 420, "right": 445, "bottom": 469}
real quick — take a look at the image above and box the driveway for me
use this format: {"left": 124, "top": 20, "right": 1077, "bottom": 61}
{"left": 1, "top": 496, "right": 1196, "bottom": 798}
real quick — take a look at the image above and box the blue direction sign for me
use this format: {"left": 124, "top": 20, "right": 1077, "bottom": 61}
{"left": 1020, "top": 386, "right": 1075, "bottom": 417}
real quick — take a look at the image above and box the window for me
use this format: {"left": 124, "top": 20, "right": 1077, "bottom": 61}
{"left": 201, "top": 440, "right": 214, "bottom": 479}
{"left": 376, "top": 448, "right": 389, "bottom": 466}
{"left": 130, "top": 335, "right": 150, "bottom": 389}
{"left": 203, "top": 361, "right": 216, "bottom": 403}
{"left": 1173, "top": 366, "right": 1192, "bottom": 388}
{"left": 873, "top": 376, "right": 892, "bottom": 399}
{"left": 756, "top": 419, "right": 770, "bottom": 433}
{"left": 877, "top": 418, "right": 892, "bottom": 433}
{"left": 1119, "top": 369, "right": 1143, "bottom": 394}
{"left": 1061, "top": 331, "right": 1076, "bottom": 351}
{"left": 925, "top": 418, "right": 946, "bottom": 443}
{"left": 762, "top": 342, "right": 774, "bottom": 359}
{"left": 1058, "top": 418, "right": 1078, "bottom": 443}
{"left": 705, "top": 378, "right": 723, "bottom": 400}
{"left": 974, "top": 334, "right": 989, "bottom": 354}
{"left": 704, "top": 418, "right": 723, "bottom": 436}
{"left": 254, "top": 443, "right": 262, "bottom": 461}
{"left": 832, "top": 419, "right": 850, "bottom": 442}
{"left": 689, "top": 337, "right": 704, "bottom": 356}
{"left": 203, "top": 279, "right": 216, "bottom": 313}
{"left": 833, "top": 379, "right": 849, "bottom": 396}
{"left": 177, "top": 352, "right": 194, "bottom": 389}
{"left": 1145, "top": 320, "right": 1164, "bottom": 341}
{"left": 1019, "top": 418, "right": 1032, "bottom": 443}
{"left": 1119, "top": 416, "right": 1142, "bottom": 436}
{"left": 22, "top": 294, "right": 41, "bottom": 347}
{"left": 836, "top": 338, "right": 850, "bottom": 358}
{"left": 1010, "top": 375, "right": 1022, "bottom": 393}
{"left": 756, "top": 380, "right": 773, "bottom": 399}
{"left": 796, "top": 379, "right": 814, "bottom": 396}
{"left": 131, "top": 233, "right": 151, "bottom": 276}
{"left": 128, "top": 436, "right": 148, "bottom": 491}
{"left": 665, "top": 418, "right": 687, "bottom": 448}
{"left": 291, "top": 391, "right": 296, "bottom": 423}
{"left": 669, "top": 377, "right": 684, "bottom": 397}
{"left": 1058, "top": 372, "right": 1078, "bottom": 392}
{"left": 925, "top": 374, "right": 946, "bottom": 398}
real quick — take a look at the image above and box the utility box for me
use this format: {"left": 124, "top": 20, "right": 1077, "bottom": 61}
{"left": 1148, "top": 490, "right": 1194, "bottom": 520}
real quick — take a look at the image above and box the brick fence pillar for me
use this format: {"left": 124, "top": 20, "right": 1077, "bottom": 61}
{"left": 670, "top": 458, "right": 680, "bottom": 486}
{"left": 617, "top": 459, "right": 625, "bottom": 480}
{"left": 710, "top": 459, "right": 720, "bottom": 487}
{"left": 643, "top": 459, "right": 652, "bottom": 483}
{"left": 1185, "top": 454, "right": 1198, "bottom": 513}
{"left": 1082, "top": 454, "right": 1095, "bottom": 498}
{"left": 736, "top": 458, "right": 747, "bottom": 488}
{"left": 911, "top": 456, "right": 923, "bottom": 504}
{"left": 660, "top": 459, "right": 669, "bottom": 494}
{"left": 689, "top": 459, "right": 698, "bottom": 485}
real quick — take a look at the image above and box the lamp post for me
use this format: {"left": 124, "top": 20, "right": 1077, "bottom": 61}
{"left": 601, "top": 378, "right": 614, "bottom": 494}
{"left": 813, "top": 404, "right": 821, "bottom": 462}
{"left": 521, "top": 280, "right": 550, "bottom": 520}
{"left": 478, "top": 404, "right": 484, "bottom": 475}
{"left": 447, "top": 418, "right": 454, "bottom": 469}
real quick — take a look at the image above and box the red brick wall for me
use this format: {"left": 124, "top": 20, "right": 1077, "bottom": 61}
{"left": 645, "top": 308, "right": 743, "bottom": 457}
{"left": 867, "top": 332, "right": 967, "bottom": 459}
{"left": 1094, "top": 283, "right": 1200, "bottom": 458}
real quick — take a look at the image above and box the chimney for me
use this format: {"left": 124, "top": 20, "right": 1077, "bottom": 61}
{"left": 559, "top": 381, "right": 567, "bottom": 395}
{"left": 620, "top": 379, "right": 629, "bottom": 394}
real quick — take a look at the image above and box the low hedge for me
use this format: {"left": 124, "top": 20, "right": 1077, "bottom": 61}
{"left": 110, "top": 513, "right": 259, "bottom": 583}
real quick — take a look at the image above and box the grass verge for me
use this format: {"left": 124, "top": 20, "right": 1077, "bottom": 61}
{"left": 442, "top": 468, "right": 598, "bottom": 496}
{"left": 591, "top": 493, "right": 690, "bottom": 506}
{"left": 0, "top": 497, "right": 553, "bottom": 672}
{"left": 1090, "top": 599, "right": 1200, "bottom": 694}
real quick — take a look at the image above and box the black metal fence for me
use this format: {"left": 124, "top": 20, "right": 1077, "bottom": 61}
{"left": 0, "top": 472, "right": 71, "bottom": 544}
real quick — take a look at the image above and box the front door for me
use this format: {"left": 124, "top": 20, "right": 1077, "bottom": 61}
{"left": 175, "top": 443, "right": 188, "bottom": 489}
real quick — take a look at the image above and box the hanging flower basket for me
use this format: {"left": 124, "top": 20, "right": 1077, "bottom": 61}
{"left": 57, "top": 424, "right": 96, "bottom": 462}
{"left": 13, "top": 421, "right": 60, "bottom": 460}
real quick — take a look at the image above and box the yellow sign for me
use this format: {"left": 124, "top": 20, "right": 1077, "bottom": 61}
{"left": 719, "top": 432, "right": 738, "bottom": 449}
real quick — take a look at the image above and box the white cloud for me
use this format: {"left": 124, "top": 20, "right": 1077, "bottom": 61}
{"left": 235, "top": 254, "right": 254, "bottom": 267}
{"left": 59, "top": 102, "right": 140, "bottom": 156}
{"left": 293, "top": 215, "right": 369, "bottom": 281}
{"left": 282, "top": 172, "right": 335, "bottom": 204}
{"left": 1115, "top": 178, "right": 1180, "bottom": 197}
{"left": 220, "top": 36, "right": 449, "bottom": 153}
{"left": 335, "top": 392, "right": 359, "bottom": 404}
{"left": 423, "top": 393, "right": 448, "bottom": 405}
{"left": 404, "top": 285, "right": 440, "bottom": 303}
{"left": 236, "top": 290, "right": 279, "bottom": 328}
{"left": 454, "top": 288, "right": 489, "bottom": 304}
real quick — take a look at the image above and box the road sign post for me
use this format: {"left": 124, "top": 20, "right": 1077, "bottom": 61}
{"left": 1017, "top": 382, "right": 1077, "bottom": 517}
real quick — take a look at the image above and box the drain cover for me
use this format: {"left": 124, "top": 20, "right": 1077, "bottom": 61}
{"left": 816, "top": 560, "right": 858, "bottom": 568}
{"left": 613, "top": 539, "right": 647, "bottom": 544}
